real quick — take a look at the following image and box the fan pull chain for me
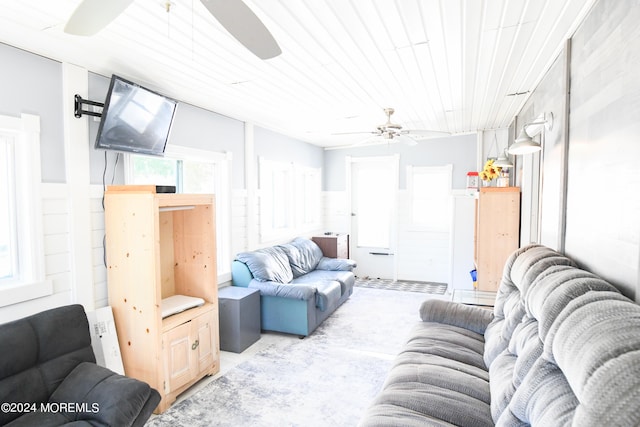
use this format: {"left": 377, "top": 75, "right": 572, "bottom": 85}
{"left": 164, "top": 1, "right": 173, "bottom": 39}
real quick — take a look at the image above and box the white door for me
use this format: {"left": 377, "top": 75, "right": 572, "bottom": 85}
{"left": 349, "top": 156, "right": 398, "bottom": 280}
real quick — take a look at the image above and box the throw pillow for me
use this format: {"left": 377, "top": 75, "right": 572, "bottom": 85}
{"left": 236, "top": 246, "right": 293, "bottom": 283}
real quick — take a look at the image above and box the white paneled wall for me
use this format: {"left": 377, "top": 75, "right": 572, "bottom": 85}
{"left": 89, "top": 187, "right": 108, "bottom": 308}
{"left": 231, "top": 189, "right": 249, "bottom": 258}
{"left": 396, "top": 190, "right": 450, "bottom": 283}
{"left": 41, "top": 185, "right": 72, "bottom": 295}
{"left": 322, "top": 191, "right": 349, "bottom": 234}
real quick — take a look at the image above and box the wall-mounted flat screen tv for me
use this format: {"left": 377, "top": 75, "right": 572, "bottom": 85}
{"left": 95, "top": 75, "right": 178, "bottom": 156}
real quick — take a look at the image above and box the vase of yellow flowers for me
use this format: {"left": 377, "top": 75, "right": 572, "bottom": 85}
{"left": 479, "top": 159, "right": 500, "bottom": 186}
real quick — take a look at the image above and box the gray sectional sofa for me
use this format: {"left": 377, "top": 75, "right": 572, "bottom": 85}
{"left": 232, "top": 237, "right": 356, "bottom": 336}
{"left": 359, "top": 244, "right": 640, "bottom": 426}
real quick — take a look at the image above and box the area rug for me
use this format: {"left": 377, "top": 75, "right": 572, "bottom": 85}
{"left": 354, "top": 277, "right": 448, "bottom": 295}
{"left": 145, "top": 287, "right": 441, "bottom": 427}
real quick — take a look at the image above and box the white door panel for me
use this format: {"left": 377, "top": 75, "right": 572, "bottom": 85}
{"left": 349, "top": 156, "right": 398, "bottom": 280}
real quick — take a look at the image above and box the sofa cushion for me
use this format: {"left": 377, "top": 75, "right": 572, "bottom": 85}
{"left": 484, "top": 245, "right": 577, "bottom": 367}
{"left": 49, "top": 362, "right": 157, "bottom": 427}
{"left": 405, "top": 322, "right": 488, "bottom": 371}
{"left": 419, "top": 299, "right": 493, "bottom": 335}
{"left": 5, "top": 362, "right": 156, "bottom": 427}
{"left": 4, "top": 412, "right": 81, "bottom": 427}
{"left": 236, "top": 246, "right": 293, "bottom": 283}
{"left": 0, "top": 320, "right": 39, "bottom": 380}
{"left": 292, "top": 269, "right": 354, "bottom": 295}
{"left": 485, "top": 244, "right": 640, "bottom": 426}
{"left": 316, "top": 257, "right": 357, "bottom": 271}
{"left": 312, "top": 280, "right": 342, "bottom": 312}
{"left": 248, "top": 279, "right": 316, "bottom": 300}
{"left": 278, "top": 237, "right": 323, "bottom": 278}
{"left": 360, "top": 321, "right": 492, "bottom": 427}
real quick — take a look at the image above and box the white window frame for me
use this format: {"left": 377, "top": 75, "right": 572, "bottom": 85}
{"left": 124, "top": 145, "right": 233, "bottom": 282}
{"left": 407, "top": 164, "right": 453, "bottom": 231}
{"left": 294, "top": 164, "right": 322, "bottom": 231}
{"left": 258, "top": 157, "right": 294, "bottom": 242}
{"left": 0, "top": 113, "right": 52, "bottom": 307}
{"left": 257, "top": 158, "right": 322, "bottom": 243}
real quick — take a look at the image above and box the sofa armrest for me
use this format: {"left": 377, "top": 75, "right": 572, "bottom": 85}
{"left": 316, "top": 257, "right": 357, "bottom": 271}
{"left": 49, "top": 362, "right": 160, "bottom": 427}
{"left": 419, "top": 299, "right": 494, "bottom": 335}
{"left": 248, "top": 279, "right": 316, "bottom": 300}
{"left": 232, "top": 260, "right": 254, "bottom": 287}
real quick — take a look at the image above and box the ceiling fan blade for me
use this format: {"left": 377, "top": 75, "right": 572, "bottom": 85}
{"left": 64, "top": 0, "right": 134, "bottom": 36}
{"left": 331, "top": 131, "right": 378, "bottom": 136}
{"left": 200, "top": 0, "right": 282, "bottom": 59}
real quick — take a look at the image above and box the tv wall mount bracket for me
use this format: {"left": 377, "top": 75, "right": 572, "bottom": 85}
{"left": 74, "top": 94, "right": 103, "bottom": 118}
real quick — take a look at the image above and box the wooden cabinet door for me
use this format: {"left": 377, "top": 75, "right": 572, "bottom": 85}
{"left": 163, "top": 309, "right": 216, "bottom": 394}
{"left": 163, "top": 321, "right": 197, "bottom": 393}
{"left": 193, "top": 311, "right": 215, "bottom": 376}
{"left": 475, "top": 188, "right": 520, "bottom": 291}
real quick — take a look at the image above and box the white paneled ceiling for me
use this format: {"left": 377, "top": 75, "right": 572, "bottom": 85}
{"left": 0, "top": 0, "right": 596, "bottom": 147}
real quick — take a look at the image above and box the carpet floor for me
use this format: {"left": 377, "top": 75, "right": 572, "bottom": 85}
{"left": 354, "top": 277, "right": 448, "bottom": 295}
{"left": 145, "top": 287, "right": 448, "bottom": 427}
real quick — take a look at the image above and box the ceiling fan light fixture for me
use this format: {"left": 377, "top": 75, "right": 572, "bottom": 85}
{"left": 378, "top": 108, "right": 402, "bottom": 131}
{"left": 341, "top": 107, "right": 447, "bottom": 147}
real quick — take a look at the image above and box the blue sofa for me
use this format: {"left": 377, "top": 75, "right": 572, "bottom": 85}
{"left": 232, "top": 237, "right": 356, "bottom": 336}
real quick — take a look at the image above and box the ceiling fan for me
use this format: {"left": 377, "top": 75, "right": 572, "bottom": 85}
{"left": 338, "top": 108, "right": 449, "bottom": 146}
{"left": 64, "top": 0, "right": 282, "bottom": 60}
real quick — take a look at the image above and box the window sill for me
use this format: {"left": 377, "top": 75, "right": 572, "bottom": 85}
{"left": 0, "top": 279, "right": 53, "bottom": 308}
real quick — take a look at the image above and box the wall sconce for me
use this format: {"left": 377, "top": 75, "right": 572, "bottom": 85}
{"left": 493, "top": 149, "right": 513, "bottom": 168}
{"left": 508, "top": 112, "right": 554, "bottom": 155}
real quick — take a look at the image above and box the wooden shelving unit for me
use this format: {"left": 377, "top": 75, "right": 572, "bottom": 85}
{"left": 104, "top": 185, "right": 219, "bottom": 413}
{"left": 474, "top": 187, "right": 520, "bottom": 292}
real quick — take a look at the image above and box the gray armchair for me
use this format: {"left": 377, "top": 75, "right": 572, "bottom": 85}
{"left": 0, "top": 304, "right": 160, "bottom": 426}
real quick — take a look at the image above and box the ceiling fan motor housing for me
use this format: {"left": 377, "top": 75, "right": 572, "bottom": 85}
{"left": 378, "top": 107, "right": 402, "bottom": 133}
